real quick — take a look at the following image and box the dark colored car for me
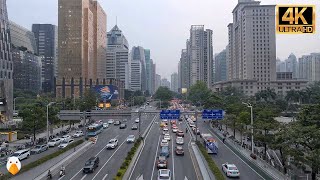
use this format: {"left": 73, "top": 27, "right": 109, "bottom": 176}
{"left": 120, "top": 123, "right": 127, "bottom": 129}
{"left": 175, "top": 146, "right": 184, "bottom": 155}
{"left": 176, "top": 130, "right": 184, "bottom": 137}
{"left": 83, "top": 157, "right": 99, "bottom": 173}
{"left": 131, "top": 124, "right": 138, "bottom": 130}
{"left": 114, "top": 121, "right": 121, "bottom": 125}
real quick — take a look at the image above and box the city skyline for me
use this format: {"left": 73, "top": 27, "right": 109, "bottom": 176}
{"left": 7, "top": 0, "right": 320, "bottom": 79}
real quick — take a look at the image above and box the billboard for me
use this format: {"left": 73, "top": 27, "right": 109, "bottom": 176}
{"left": 93, "top": 85, "right": 119, "bottom": 101}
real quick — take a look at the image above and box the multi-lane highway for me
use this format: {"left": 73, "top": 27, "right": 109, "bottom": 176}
{"left": 129, "top": 115, "right": 199, "bottom": 180}
{"left": 50, "top": 106, "right": 157, "bottom": 180}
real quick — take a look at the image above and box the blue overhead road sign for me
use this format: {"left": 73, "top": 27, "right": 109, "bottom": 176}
{"left": 202, "top": 109, "right": 224, "bottom": 120}
{"left": 160, "top": 110, "right": 180, "bottom": 119}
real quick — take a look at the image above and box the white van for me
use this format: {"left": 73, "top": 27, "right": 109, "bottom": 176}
{"left": 9, "top": 149, "right": 30, "bottom": 161}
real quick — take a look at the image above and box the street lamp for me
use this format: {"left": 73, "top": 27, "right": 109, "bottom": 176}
{"left": 242, "top": 102, "right": 254, "bottom": 154}
{"left": 47, "top": 102, "right": 56, "bottom": 143}
{"left": 13, "top": 97, "right": 24, "bottom": 113}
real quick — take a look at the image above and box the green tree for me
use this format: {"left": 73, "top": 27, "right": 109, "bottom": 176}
{"left": 154, "top": 86, "right": 173, "bottom": 101}
{"left": 255, "top": 88, "right": 277, "bottom": 103}
{"left": 203, "top": 93, "right": 223, "bottom": 109}
{"left": 79, "top": 89, "right": 98, "bottom": 111}
{"left": 188, "top": 81, "right": 211, "bottom": 107}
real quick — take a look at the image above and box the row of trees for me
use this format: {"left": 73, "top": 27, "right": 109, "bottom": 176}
{"left": 186, "top": 81, "right": 320, "bottom": 179}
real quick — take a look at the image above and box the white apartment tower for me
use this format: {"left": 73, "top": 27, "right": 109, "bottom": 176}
{"left": 227, "top": 0, "right": 276, "bottom": 91}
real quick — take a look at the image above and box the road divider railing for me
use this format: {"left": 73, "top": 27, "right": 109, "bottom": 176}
{"left": 196, "top": 141, "right": 225, "bottom": 180}
{"left": 114, "top": 137, "right": 143, "bottom": 180}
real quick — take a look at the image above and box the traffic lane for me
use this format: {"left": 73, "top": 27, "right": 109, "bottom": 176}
{"left": 129, "top": 117, "right": 161, "bottom": 180}
{"left": 197, "top": 122, "right": 263, "bottom": 180}
{"left": 173, "top": 121, "right": 198, "bottom": 180}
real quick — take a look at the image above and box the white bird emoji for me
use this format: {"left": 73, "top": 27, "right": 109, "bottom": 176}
{"left": 6, "top": 157, "right": 21, "bottom": 175}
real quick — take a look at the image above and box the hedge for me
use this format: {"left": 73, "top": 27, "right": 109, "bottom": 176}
{"left": 0, "top": 139, "right": 84, "bottom": 180}
{"left": 196, "top": 141, "right": 225, "bottom": 180}
{"left": 113, "top": 137, "right": 143, "bottom": 180}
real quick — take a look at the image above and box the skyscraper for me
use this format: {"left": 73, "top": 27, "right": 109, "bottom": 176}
{"left": 161, "top": 78, "right": 170, "bottom": 89}
{"left": 285, "top": 53, "right": 298, "bottom": 78}
{"left": 32, "top": 24, "right": 58, "bottom": 93}
{"left": 227, "top": 0, "right": 276, "bottom": 90}
{"left": 189, "top": 25, "right": 213, "bottom": 88}
{"left": 129, "top": 46, "right": 146, "bottom": 91}
{"left": 145, "top": 49, "right": 153, "bottom": 94}
{"left": 56, "top": 0, "right": 107, "bottom": 98}
{"left": 0, "top": 0, "right": 13, "bottom": 122}
{"left": 178, "top": 49, "right": 190, "bottom": 89}
{"left": 106, "top": 25, "right": 129, "bottom": 89}
{"left": 152, "top": 63, "right": 156, "bottom": 94}
{"left": 215, "top": 49, "right": 227, "bottom": 82}
{"left": 299, "top": 53, "right": 320, "bottom": 82}
{"left": 170, "top": 73, "right": 179, "bottom": 93}
{"left": 155, "top": 74, "right": 161, "bottom": 92}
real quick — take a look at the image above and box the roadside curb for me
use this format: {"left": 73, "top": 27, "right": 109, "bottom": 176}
{"left": 122, "top": 141, "right": 144, "bottom": 179}
{"left": 34, "top": 141, "right": 92, "bottom": 180}
{"left": 191, "top": 142, "right": 215, "bottom": 180}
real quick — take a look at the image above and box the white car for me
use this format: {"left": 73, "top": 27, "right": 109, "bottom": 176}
{"left": 160, "top": 139, "right": 169, "bottom": 147}
{"left": 222, "top": 163, "right": 240, "bottom": 177}
{"left": 108, "top": 119, "right": 114, "bottom": 124}
{"left": 162, "top": 119, "right": 168, "bottom": 123}
{"left": 106, "top": 139, "right": 118, "bottom": 149}
{"left": 61, "top": 135, "right": 71, "bottom": 142}
{"left": 158, "top": 169, "right": 171, "bottom": 180}
{"left": 135, "top": 118, "right": 140, "bottom": 123}
{"left": 73, "top": 131, "right": 84, "bottom": 138}
{"left": 176, "top": 137, "right": 184, "bottom": 145}
{"left": 58, "top": 139, "right": 74, "bottom": 149}
{"left": 126, "top": 135, "right": 135, "bottom": 143}
{"left": 164, "top": 134, "right": 171, "bottom": 141}
{"left": 172, "top": 127, "right": 178, "bottom": 133}
{"left": 48, "top": 138, "right": 62, "bottom": 147}
{"left": 103, "top": 123, "right": 108, "bottom": 129}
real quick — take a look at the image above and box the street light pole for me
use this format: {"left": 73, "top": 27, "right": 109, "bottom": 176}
{"left": 46, "top": 102, "right": 55, "bottom": 143}
{"left": 138, "top": 110, "right": 141, "bottom": 138}
{"left": 13, "top": 97, "right": 24, "bottom": 113}
{"left": 242, "top": 102, "right": 254, "bottom": 154}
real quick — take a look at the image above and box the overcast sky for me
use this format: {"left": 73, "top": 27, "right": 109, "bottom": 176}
{"left": 7, "top": 0, "right": 320, "bottom": 80}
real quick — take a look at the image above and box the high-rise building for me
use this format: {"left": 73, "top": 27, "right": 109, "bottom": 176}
{"left": 178, "top": 49, "right": 190, "bottom": 89}
{"left": 170, "top": 73, "right": 178, "bottom": 92}
{"left": 32, "top": 24, "right": 58, "bottom": 93}
{"left": 161, "top": 78, "right": 170, "bottom": 89}
{"left": 0, "top": 0, "right": 13, "bottom": 122}
{"left": 106, "top": 25, "right": 129, "bottom": 89}
{"left": 189, "top": 25, "right": 213, "bottom": 88}
{"left": 215, "top": 49, "right": 227, "bottom": 82}
{"left": 152, "top": 63, "right": 156, "bottom": 94}
{"left": 226, "top": 0, "right": 276, "bottom": 91}
{"left": 276, "top": 58, "right": 286, "bottom": 72}
{"left": 145, "top": 49, "right": 154, "bottom": 94}
{"left": 285, "top": 53, "right": 298, "bottom": 78}
{"left": 129, "top": 46, "right": 146, "bottom": 91}
{"left": 10, "top": 22, "right": 37, "bottom": 54}
{"left": 155, "top": 74, "right": 161, "bottom": 92}
{"left": 56, "top": 0, "right": 108, "bottom": 98}
{"left": 299, "top": 53, "right": 320, "bottom": 82}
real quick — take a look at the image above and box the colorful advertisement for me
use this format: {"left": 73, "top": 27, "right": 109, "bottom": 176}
{"left": 93, "top": 85, "right": 119, "bottom": 101}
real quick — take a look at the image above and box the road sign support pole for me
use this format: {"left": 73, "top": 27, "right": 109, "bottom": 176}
{"left": 138, "top": 110, "right": 141, "bottom": 138}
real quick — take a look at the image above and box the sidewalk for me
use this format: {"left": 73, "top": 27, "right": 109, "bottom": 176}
{"left": 210, "top": 124, "right": 286, "bottom": 180}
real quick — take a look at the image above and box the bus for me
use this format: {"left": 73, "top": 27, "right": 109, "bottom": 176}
{"left": 201, "top": 133, "right": 218, "bottom": 154}
{"left": 87, "top": 123, "right": 103, "bottom": 137}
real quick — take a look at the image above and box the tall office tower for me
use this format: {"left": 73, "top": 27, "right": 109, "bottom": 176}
{"left": 152, "top": 63, "right": 156, "bottom": 94}
{"left": 155, "top": 74, "right": 161, "bottom": 92}
{"left": 106, "top": 25, "right": 129, "bottom": 89}
{"left": 179, "top": 48, "right": 190, "bottom": 89}
{"left": 215, "top": 49, "right": 227, "bottom": 82}
{"left": 56, "top": 0, "right": 107, "bottom": 98}
{"left": 299, "top": 53, "right": 320, "bottom": 82}
{"left": 170, "top": 73, "right": 179, "bottom": 92}
{"left": 189, "top": 25, "right": 213, "bottom": 88}
{"left": 161, "top": 78, "right": 170, "bottom": 89}
{"left": 32, "top": 24, "right": 58, "bottom": 93}
{"left": 285, "top": 53, "right": 298, "bottom": 78}
{"left": 178, "top": 61, "right": 181, "bottom": 89}
{"left": 0, "top": 0, "right": 13, "bottom": 122}
{"left": 145, "top": 49, "right": 153, "bottom": 94}
{"left": 10, "top": 21, "right": 42, "bottom": 93}
{"left": 227, "top": 0, "right": 276, "bottom": 90}
{"left": 129, "top": 46, "right": 146, "bottom": 91}
{"left": 276, "top": 58, "right": 286, "bottom": 72}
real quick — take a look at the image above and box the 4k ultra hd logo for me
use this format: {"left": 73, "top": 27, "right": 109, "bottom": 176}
{"left": 276, "top": 5, "right": 316, "bottom": 34}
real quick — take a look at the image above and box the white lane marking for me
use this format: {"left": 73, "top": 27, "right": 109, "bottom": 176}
{"left": 80, "top": 174, "right": 87, "bottom": 180}
{"left": 172, "top": 134, "right": 175, "bottom": 180}
{"left": 151, "top": 136, "right": 161, "bottom": 179}
{"left": 92, "top": 139, "right": 127, "bottom": 180}
{"left": 206, "top": 128, "right": 265, "bottom": 180}
{"left": 102, "top": 173, "right": 108, "bottom": 180}
{"left": 57, "top": 175, "right": 65, "bottom": 180}
{"left": 128, "top": 115, "right": 158, "bottom": 180}
{"left": 69, "top": 135, "right": 119, "bottom": 180}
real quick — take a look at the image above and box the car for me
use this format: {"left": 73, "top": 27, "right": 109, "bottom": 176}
{"left": 157, "top": 156, "right": 168, "bottom": 169}
{"left": 172, "top": 127, "right": 178, "bottom": 133}
{"left": 48, "top": 138, "right": 62, "bottom": 147}
{"left": 58, "top": 139, "right": 74, "bottom": 149}
{"left": 176, "top": 137, "right": 184, "bottom": 145}
{"left": 123, "top": 119, "right": 128, "bottom": 123}
{"left": 31, "top": 144, "right": 49, "bottom": 154}
{"left": 175, "top": 146, "right": 184, "bottom": 155}
{"left": 160, "top": 122, "right": 166, "bottom": 127}
{"left": 106, "top": 139, "right": 118, "bottom": 149}
{"left": 222, "top": 163, "right": 240, "bottom": 177}
{"left": 162, "top": 119, "right": 168, "bottom": 123}
{"left": 160, "top": 146, "right": 170, "bottom": 157}
{"left": 135, "top": 118, "right": 140, "bottom": 123}
{"left": 9, "top": 149, "right": 30, "bottom": 161}
{"left": 61, "top": 135, "right": 71, "bottom": 142}
{"left": 160, "top": 139, "right": 169, "bottom": 147}
{"left": 176, "top": 130, "right": 184, "bottom": 137}
{"left": 126, "top": 135, "right": 135, "bottom": 143}
{"left": 163, "top": 128, "right": 169, "bottom": 135}
{"left": 103, "top": 123, "right": 108, "bottom": 129}
{"left": 120, "top": 123, "right": 127, "bottom": 129}
{"left": 158, "top": 169, "right": 171, "bottom": 180}
{"left": 149, "top": 106, "right": 152, "bottom": 108}
{"left": 114, "top": 120, "right": 121, "bottom": 125}
{"left": 131, "top": 124, "right": 138, "bottom": 130}
{"left": 164, "top": 134, "right": 171, "bottom": 141}
{"left": 83, "top": 157, "right": 99, "bottom": 173}
{"left": 73, "top": 131, "right": 84, "bottom": 138}
{"left": 108, "top": 119, "right": 114, "bottom": 124}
